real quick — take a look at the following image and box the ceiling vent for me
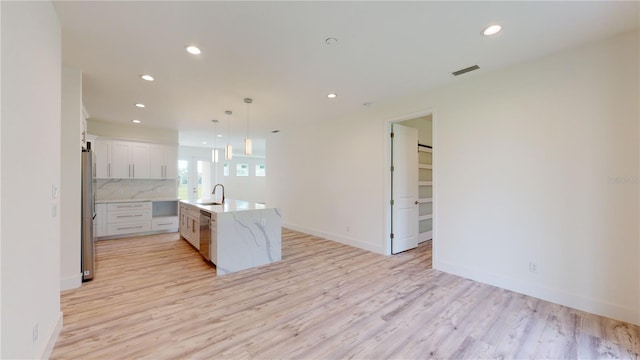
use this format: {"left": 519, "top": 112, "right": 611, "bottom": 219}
{"left": 451, "top": 65, "right": 480, "bottom": 76}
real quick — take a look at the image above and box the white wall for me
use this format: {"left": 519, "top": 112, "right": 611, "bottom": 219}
{"left": 1, "top": 1, "right": 63, "bottom": 358}
{"left": 267, "top": 30, "right": 640, "bottom": 325}
{"left": 224, "top": 156, "right": 266, "bottom": 204}
{"left": 430, "top": 30, "right": 639, "bottom": 325}
{"left": 267, "top": 112, "right": 387, "bottom": 253}
{"left": 87, "top": 118, "right": 178, "bottom": 145}
{"left": 60, "top": 66, "right": 82, "bottom": 290}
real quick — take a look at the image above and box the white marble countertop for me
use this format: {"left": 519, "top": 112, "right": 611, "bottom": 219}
{"left": 96, "top": 198, "right": 179, "bottom": 204}
{"left": 181, "top": 199, "right": 268, "bottom": 213}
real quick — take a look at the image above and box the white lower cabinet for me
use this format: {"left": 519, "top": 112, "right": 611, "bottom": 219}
{"left": 179, "top": 203, "right": 200, "bottom": 249}
{"left": 96, "top": 203, "right": 107, "bottom": 237}
{"left": 105, "top": 202, "right": 152, "bottom": 236}
{"left": 107, "top": 221, "right": 151, "bottom": 236}
{"left": 99, "top": 200, "right": 178, "bottom": 238}
{"left": 152, "top": 217, "right": 179, "bottom": 231}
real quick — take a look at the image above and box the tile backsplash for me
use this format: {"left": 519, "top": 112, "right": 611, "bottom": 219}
{"left": 97, "top": 179, "right": 177, "bottom": 201}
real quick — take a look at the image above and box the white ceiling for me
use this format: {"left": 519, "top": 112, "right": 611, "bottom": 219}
{"left": 54, "top": 1, "right": 639, "bottom": 157}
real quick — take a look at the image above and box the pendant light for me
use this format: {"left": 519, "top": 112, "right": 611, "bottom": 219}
{"left": 211, "top": 119, "right": 219, "bottom": 163}
{"left": 243, "top": 97, "right": 253, "bottom": 155}
{"left": 224, "top": 110, "right": 233, "bottom": 160}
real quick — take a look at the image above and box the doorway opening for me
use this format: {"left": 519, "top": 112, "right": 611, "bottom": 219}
{"left": 178, "top": 157, "right": 223, "bottom": 202}
{"left": 386, "top": 112, "right": 434, "bottom": 256}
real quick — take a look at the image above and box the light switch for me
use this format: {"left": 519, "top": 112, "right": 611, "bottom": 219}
{"left": 52, "top": 185, "right": 58, "bottom": 200}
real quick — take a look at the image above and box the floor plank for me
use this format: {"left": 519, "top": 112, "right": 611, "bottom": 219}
{"left": 51, "top": 229, "right": 640, "bottom": 359}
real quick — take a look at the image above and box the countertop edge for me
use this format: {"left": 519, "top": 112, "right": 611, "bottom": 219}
{"left": 96, "top": 198, "right": 180, "bottom": 204}
{"left": 180, "top": 199, "right": 275, "bottom": 213}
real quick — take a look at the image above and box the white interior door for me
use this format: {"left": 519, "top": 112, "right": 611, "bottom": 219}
{"left": 391, "top": 123, "right": 419, "bottom": 254}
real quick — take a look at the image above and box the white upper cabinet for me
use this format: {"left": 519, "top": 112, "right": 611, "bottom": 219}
{"left": 94, "top": 139, "right": 112, "bottom": 178}
{"left": 95, "top": 139, "right": 151, "bottom": 179}
{"left": 149, "top": 144, "right": 178, "bottom": 179}
{"left": 111, "top": 141, "right": 130, "bottom": 178}
{"left": 129, "top": 142, "right": 150, "bottom": 179}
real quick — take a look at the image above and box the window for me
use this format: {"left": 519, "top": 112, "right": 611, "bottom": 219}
{"left": 236, "top": 164, "right": 249, "bottom": 176}
{"left": 224, "top": 163, "right": 229, "bottom": 176}
{"left": 256, "top": 164, "right": 266, "bottom": 177}
{"left": 197, "top": 160, "right": 212, "bottom": 199}
{"left": 177, "top": 160, "right": 188, "bottom": 199}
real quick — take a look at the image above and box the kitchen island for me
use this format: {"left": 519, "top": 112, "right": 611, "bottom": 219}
{"left": 179, "top": 199, "right": 281, "bottom": 275}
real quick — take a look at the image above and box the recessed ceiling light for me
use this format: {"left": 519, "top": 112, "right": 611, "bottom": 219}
{"left": 202, "top": 141, "right": 207, "bottom": 145}
{"left": 186, "top": 45, "right": 201, "bottom": 55}
{"left": 482, "top": 24, "right": 502, "bottom": 36}
{"left": 132, "top": 119, "right": 141, "bottom": 124}
{"left": 217, "top": 134, "right": 223, "bottom": 138}
{"left": 140, "top": 74, "right": 154, "bottom": 81}
{"left": 135, "top": 103, "right": 145, "bottom": 108}
{"left": 327, "top": 93, "right": 337, "bottom": 99}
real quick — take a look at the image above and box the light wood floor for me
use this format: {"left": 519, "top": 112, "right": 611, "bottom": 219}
{"left": 52, "top": 229, "right": 639, "bottom": 359}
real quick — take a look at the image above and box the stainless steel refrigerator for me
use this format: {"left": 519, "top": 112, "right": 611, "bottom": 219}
{"left": 81, "top": 144, "right": 96, "bottom": 281}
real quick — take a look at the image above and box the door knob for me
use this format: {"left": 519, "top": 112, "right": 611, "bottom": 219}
{"left": 415, "top": 201, "right": 420, "bottom": 205}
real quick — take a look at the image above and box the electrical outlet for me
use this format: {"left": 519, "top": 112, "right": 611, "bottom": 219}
{"left": 32, "top": 324, "right": 38, "bottom": 343}
{"left": 529, "top": 262, "right": 538, "bottom": 274}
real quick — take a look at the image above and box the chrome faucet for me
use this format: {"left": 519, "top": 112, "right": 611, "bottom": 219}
{"left": 212, "top": 184, "right": 225, "bottom": 204}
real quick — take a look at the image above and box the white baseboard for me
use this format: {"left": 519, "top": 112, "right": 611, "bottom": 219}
{"left": 434, "top": 259, "right": 640, "bottom": 326}
{"left": 60, "top": 273, "right": 82, "bottom": 291}
{"left": 282, "top": 223, "right": 385, "bottom": 255}
{"left": 40, "top": 311, "right": 63, "bottom": 359}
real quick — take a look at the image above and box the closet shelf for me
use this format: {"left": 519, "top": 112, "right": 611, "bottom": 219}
{"left": 419, "top": 214, "right": 433, "bottom": 221}
{"left": 418, "top": 198, "right": 433, "bottom": 203}
{"left": 418, "top": 164, "right": 433, "bottom": 170}
{"left": 419, "top": 181, "right": 433, "bottom": 186}
{"left": 418, "top": 147, "right": 432, "bottom": 153}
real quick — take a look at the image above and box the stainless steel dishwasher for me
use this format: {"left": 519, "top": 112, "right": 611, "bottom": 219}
{"left": 199, "top": 210, "right": 211, "bottom": 261}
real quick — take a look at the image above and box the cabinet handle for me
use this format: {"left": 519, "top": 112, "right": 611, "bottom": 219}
{"left": 108, "top": 163, "right": 111, "bottom": 177}
{"left": 116, "top": 214, "right": 143, "bottom": 218}
{"left": 117, "top": 225, "right": 144, "bottom": 230}
{"left": 157, "top": 222, "right": 173, "bottom": 226}
{"left": 133, "top": 164, "right": 135, "bottom": 178}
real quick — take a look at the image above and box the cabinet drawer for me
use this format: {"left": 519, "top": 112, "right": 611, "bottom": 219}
{"left": 152, "top": 216, "right": 178, "bottom": 231}
{"left": 107, "top": 209, "right": 152, "bottom": 223}
{"left": 107, "top": 202, "right": 152, "bottom": 211}
{"left": 107, "top": 221, "right": 151, "bottom": 236}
